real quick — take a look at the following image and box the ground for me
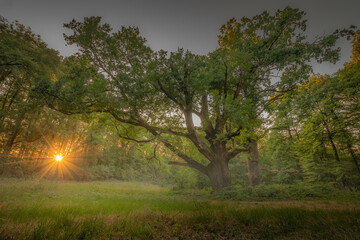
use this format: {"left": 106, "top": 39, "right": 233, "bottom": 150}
{"left": 0, "top": 179, "right": 359, "bottom": 239}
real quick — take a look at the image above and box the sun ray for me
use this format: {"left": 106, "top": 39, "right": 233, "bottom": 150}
{"left": 57, "top": 162, "right": 64, "bottom": 180}
{"left": 62, "top": 161, "right": 84, "bottom": 179}
{"left": 61, "top": 162, "right": 75, "bottom": 180}
{"left": 37, "top": 129, "right": 57, "bottom": 153}
{"left": 33, "top": 158, "right": 53, "bottom": 169}
{"left": 62, "top": 160, "right": 90, "bottom": 176}
{"left": 37, "top": 161, "right": 57, "bottom": 180}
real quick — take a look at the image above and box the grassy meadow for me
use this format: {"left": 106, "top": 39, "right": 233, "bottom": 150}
{"left": 0, "top": 178, "right": 359, "bottom": 240}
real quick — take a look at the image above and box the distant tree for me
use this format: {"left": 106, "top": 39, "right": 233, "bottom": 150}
{"left": 268, "top": 30, "right": 360, "bottom": 188}
{"left": 0, "top": 16, "right": 64, "bottom": 177}
{"left": 55, "top": 8, "right": 352, "bottom": 190}
{"left": 0, "top": 17, "right": 60, "bottom": 157}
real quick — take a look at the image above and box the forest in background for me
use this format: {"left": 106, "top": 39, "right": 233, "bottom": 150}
{"left": 0, "top": 7, "right": 359, "bottom": 192}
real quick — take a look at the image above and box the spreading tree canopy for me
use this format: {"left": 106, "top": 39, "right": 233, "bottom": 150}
{"left": 45, "top": 7, "right": 353, "bottom": 190}
{"left": 0, "top": 17, "right": 60, "bottom": 159}
{"left": 266, "top": 29, "right": 360, "bottom": 188}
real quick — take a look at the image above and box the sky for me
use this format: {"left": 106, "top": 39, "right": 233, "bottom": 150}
{"left": 1, "top": 0, "right": 359, "bottom": 74}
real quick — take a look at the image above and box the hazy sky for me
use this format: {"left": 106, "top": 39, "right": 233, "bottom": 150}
{"left": 1, "top": 0, "right": 359, "bottom": 74}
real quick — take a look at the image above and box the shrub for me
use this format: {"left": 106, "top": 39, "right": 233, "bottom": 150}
{"left": 212, "top": 183, "right": 359, "bottom": 201}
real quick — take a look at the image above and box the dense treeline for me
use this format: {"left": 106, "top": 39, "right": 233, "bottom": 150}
{"left": 0, "top": 8, "right": 359, "bottom": 191}
{"left": 261, "top": 32, "right": 360, "bottom": 189}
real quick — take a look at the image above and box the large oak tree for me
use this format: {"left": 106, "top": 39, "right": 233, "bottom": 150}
{"left": 53, "top": 7, "right": 352, "bottom": 190}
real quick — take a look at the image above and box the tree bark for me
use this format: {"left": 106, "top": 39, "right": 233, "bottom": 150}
{"left": 3, "top": 111, "right": 26, "bottom": 156}
{"left": 346, "top": 143, "right": 360, "bottom": 175}
{"left": 247, "top": 140, "right": 262, "bottom": 186}
{"left": 206, "top": 159, "right": 232, "bottom": 191}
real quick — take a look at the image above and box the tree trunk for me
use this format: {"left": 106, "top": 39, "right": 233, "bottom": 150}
{"left": 247, "top": 140, "right": 262, "bottom": 186}
{"left": 207, "top": 159, "right": 232, "bottom": 191}
{"left": 3, "top": 111, "right": 26, "bottom": 156}
{"left": 346, "top": 143, "right": 360, "bottom": 175}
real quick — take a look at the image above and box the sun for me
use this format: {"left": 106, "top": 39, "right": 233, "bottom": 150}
{"left": 55, "top": 155, "right": 63, "bottom": 161}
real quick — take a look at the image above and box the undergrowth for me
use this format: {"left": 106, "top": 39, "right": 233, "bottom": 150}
{"left": 0, "top": 179, "right": 359, "bottom": 239}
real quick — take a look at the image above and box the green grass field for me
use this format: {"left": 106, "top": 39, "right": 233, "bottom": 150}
{"left": 0, "top": 179, "right": 359, "bottom": 240}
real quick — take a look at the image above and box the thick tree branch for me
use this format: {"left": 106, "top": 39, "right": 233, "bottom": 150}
{"left": 227, "top": 146, "right": 248, "bottom": 160}
{"left": 168, "top": 161, "right": 189, "bottom": 167}
{"left": 224, "top": 62, "right": 228, "bottom": 98}
{"left": 117, "top": 134, "right": 154, "bottom": 143}
{"left": 199, "top": 95, "right": 216, "bottom": 142}
{"left": 183, "top": 109, "right": 215, "bottom": 161}
{"left": 234, "top": 81, "right": 243, "bottom": 100}
{"left": 104, "top": 110, "right": 138, "bottom": 125}
{"left": 136, "top": 117, "right": 209, "bottom": 174}
{"left": 226, "top": 126, "right": 243, "bottom": 140}
{"left": 113, "top": 124, "right": 155, "bottom": 143}
{"left": 157, "top": 79, "right": 185, "bottom": 111}
{"left": 153, "top": 127, "right": 189, "bottom": 138}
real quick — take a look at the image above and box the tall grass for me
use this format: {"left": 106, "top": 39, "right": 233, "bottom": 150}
{"left": 212, "top": 183, "right": 360, "bottom": 201}
{"left": 0, "top": 178, "right": 359, "bottom": 239}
